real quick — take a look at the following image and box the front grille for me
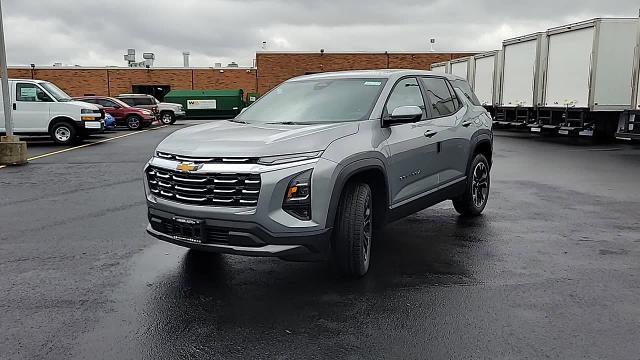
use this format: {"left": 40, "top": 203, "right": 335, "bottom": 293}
{"left": 146, "top": 166, "right": 261, "bottom": 207}
{"left": 156, "top": 151, "right": 258, "bottom": 164}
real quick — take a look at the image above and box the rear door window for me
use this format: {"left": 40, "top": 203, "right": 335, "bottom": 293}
{"left": 119, "top": 98, "right": 135, "bottom": 106}
{"left": 451, "top": 79, "right": 480, "bottom": 106}
{"left": 133, "top": 97, "right": 153, "bottom": 106}
{"left": 420, "top": 77, "right": 457, "bottom": 117}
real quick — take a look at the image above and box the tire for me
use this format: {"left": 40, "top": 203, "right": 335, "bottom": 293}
{"left": 332, "top": 182, "right": 373, "bottom": 277}
{"left": 50, "top": 122, "right": 77, "bottom": 145}
{"left": 453, "top": 154, "right": 490, "bottom": 217}
{"left": 159, "top": 111, "right": 175, "bottom": 125}
{"left": 126, "top": 115, "right": 143, "bottom": 130}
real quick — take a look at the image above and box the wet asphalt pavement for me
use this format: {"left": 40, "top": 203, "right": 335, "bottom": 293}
{"left": 1, "top": 123, "right": 639, "bottom": 359}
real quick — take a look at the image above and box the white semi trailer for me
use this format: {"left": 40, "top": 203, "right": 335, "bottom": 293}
{"left": 535, "top": 18, "right": 640, "bottom": 138}
{"left": 450, "top": 57, "right": 474, "bottom": 86}
{"left": 616, "top": 61, "right": 640, "bottom": 140}
{"left": 430, "top": 61, "right": 450, "bottom": 74}
{"left": 495, "top": 32, "right": 548, "bottom": 128}
{"left": 472, "top": 50, "right": 503, "bottom": 113}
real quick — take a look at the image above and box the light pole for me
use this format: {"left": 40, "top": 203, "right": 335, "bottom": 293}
{"left": 0, "top": 0, "right": 27, "bottom": 165}
{"left": 0, "top": 0, "right": 11, "bottom": 136}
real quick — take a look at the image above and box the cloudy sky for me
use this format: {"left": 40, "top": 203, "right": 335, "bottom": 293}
{"left": 4, "top": 0, "right": 639, "bottom": 67}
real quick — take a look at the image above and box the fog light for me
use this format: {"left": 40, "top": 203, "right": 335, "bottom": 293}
{"left": 283, "top": 170, "right": 312, "bottom": 220}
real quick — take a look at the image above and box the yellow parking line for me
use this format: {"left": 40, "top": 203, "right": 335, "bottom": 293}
{"left": 0, "top": 126, "right": 167, "bottom": 166}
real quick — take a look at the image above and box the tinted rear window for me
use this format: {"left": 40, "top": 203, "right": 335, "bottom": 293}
{"left": 133, "top": 98, "right": 154, "bottom": 106}
{"left": 451, "top": 79, "right": 481, "bottom": 106}
{"left": 421, "top": 77, "right": 457, "bottom": 117}
{"left": 119, "top": 98, "right": 135, "bottom": 106}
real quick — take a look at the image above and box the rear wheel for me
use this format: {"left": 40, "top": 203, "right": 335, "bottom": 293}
{"left": 332, "top": 183, "right": 373, "bottom": 277}
{"left": 159, "top": 111, "right": 175, "bottom": 125}
{"left": 50, "top": 122, "right": 77, "bottom": 145}
{"left": 126, "top": 115, "right": 143, "bottom": 130}
{"left": 453, "top": 154, "right": 490, "bottom": 216}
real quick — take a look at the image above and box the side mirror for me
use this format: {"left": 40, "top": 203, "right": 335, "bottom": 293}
{"left": 385, "top": 106, "right": 422, "bottom": 125}
{"left": 112, "top": 104, "right": 121, "bottom": 109}
{"left": 36, "top": 89, "right": 52, "bottom": 102}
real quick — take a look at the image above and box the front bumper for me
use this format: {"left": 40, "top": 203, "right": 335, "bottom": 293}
{"left": 174, "top": 110, "right": 186, "bottom": 118}
{"left": 146, "top": 207, "right": 331, "bottom": 261}
{"left": 142, "top": 114, "right": 156, "bottom": 123}
{"left": 78, "top": 120, "right": 104, "bottom": 133}
{"left": 143, "top": 155, "right": 341, "bottom": 261}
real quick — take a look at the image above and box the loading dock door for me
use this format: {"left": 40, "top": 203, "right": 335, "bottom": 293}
{"left": 132, "top": 85, "right": 171, "bottom": 101}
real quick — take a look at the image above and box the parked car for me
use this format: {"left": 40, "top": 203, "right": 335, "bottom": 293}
{"left": 144, "top": 70, "right": 493, "bottom": 277}
{"left": 73, "top": 96, "right": 155, "bottom": 130}
{"left": 0, "top": 79, "right": 104, "bottom": 145}
{"left": 117, "top": 94, "right": 185, "bottom": 125}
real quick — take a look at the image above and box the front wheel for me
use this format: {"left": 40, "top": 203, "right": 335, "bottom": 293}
{"left": 453, "top": 154, "right": 490, "bottom": 216}
{"left": 126, "top": 115, "right": 143, "bottom": 130}
{"left": 159, "top": 111, "right": 175, "bottom": 125}
{"left": 332, "top": 183, "right": 373, "bottom": 277}
{"left": 50, "top": 122, "right": 77, "bottom": 145}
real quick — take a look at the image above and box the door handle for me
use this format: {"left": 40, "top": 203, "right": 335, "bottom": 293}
{"left": 12, "top": 103, "right": 16, "bottom": 110}
{"left": 424, "top": 129, "right": 438, "bottom": 138}
{"left": 461, "top": 120, "right": 472, "bottom": 127}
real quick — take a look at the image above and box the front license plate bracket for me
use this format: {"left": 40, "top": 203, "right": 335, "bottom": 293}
{"left": 172, "top": 217, "right": 203, "bottom": 243}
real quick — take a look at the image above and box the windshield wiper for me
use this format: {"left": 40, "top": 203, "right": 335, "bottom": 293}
{"left": 228, "top": 119, "right": 247, "bottom": 124}
{"left": 266, "top": 121, "right": 305, "bottom": 125}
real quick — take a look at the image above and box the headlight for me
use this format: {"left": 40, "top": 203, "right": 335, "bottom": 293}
{"left": 81, "top": 109, "right": 99, "bottom": 114}
{"left": 258, "top": 151, "right": 322, "bottom": 165}
{"left": 283, "top": 170, "right": 312, "bottom": 220}
{"left": 142, "top": 110, "right": 152, "bottom": 115}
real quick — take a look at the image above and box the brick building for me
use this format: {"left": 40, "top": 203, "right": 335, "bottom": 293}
{"left": 7, "top": 51, "right": 475, "bottom": 99}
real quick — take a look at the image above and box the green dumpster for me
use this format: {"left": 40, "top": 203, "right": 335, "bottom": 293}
{"left": 163, "top": 89, "right": 245, "bottom": 119}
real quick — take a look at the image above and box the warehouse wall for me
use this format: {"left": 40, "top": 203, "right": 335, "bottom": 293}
{"left": 255, "top": 52, "right": 475, "bottom": 94}
{"left": 7, "top": 51, "right": 475, "bottom": 97}
{"left": 7, "top": 68, "right": 258, "bottom": 98}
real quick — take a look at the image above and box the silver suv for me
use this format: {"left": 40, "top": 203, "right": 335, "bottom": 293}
{"left": 144, "top": 70, "right": 493, "bottom": 277}
{"left": 117, "top": 94, "right": 185, "bottom": 125}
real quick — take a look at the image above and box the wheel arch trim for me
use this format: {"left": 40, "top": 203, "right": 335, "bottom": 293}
{"left": 325, "top": 157, "right": 389, "bottom": 229}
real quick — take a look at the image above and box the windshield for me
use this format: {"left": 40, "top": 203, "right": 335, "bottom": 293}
{"left": 40, "top": 82, "right": 72, "bottom": 102}
{"left": 235, "top": 78, "right": 387, "bottom": 124}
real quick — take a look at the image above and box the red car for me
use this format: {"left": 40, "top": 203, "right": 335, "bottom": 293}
{"left": 73, "top": 96, "right": 156, "bottom": 130}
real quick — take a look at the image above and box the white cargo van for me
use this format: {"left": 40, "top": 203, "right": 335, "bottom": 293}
{"left": 0, "top": 79, "right": 104, "bottom": 145}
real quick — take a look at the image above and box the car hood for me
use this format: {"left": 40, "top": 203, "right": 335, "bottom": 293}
{"left": 156, "top": 120, "right": 359, "bottom": 158}
{"left": 67, "top": 100, "right": 100, "bottom": 110}
{"left": 160, "top": 102, "right": 181, "bottom": 108}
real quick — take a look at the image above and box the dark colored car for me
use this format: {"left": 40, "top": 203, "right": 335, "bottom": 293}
{"left": 73, "top": 96, "right": 156, "bottom": 130}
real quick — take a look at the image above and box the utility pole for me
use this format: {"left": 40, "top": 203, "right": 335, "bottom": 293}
{"left": 0, "top": 0, "right": 27, "bottom": 165}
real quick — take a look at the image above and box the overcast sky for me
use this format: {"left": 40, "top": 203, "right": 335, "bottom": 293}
{"left": 4, "top": 0, "right": 639, "bottom": 67}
